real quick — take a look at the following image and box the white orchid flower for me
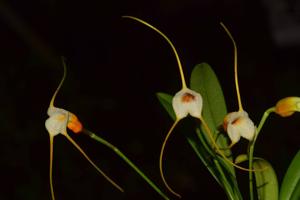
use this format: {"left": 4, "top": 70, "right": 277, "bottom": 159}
{"left": 45, "top": 61, "right": 123, "bottom": 200}
{"left": 172, "top": 88, "right": 203, "bottom": 120}
{"left": 123, "top": 16, "right": 205, "bottom": 198}
{"left": 220, "top": 23, "right": 256, "bottom": 148}
{"left": 223, "top": 111, "right": 256, "bottom": 146}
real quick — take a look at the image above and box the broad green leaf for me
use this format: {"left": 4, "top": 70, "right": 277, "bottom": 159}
{"left": 156, "top": 93, "right": 176, "bottom": 120}
{"left": 234, "top": 155, "right": 278, "bottom": 200}
{"left": 156, "top": 77, "right": 241, "bottom": 199}
{"left": 190, "top": 63, "right": 234, "bottom": 171}
{"left": 290, "top": 187, "right": 300, "bottom": 200}
{"left": 190, "top": 63, "right": 227, "bottom": 137}
{"left": 194, "top": 128, "right": 242, "bottom": 200}
{"left": 253, "top": 159, "right": 278, "bottom": 200}
{"left": 187, "top": 136, "right": 238, "bottom": 200}
{"left": 190, "top": 63, "right": 243, "bottom": 198}
{"left": 280, "top": 150, "right": 300, "bottom": 200}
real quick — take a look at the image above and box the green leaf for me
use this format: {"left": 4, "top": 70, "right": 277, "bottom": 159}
{"left": 280, "top": 149, "right": 300, "bottom": 200}
{"left": 234, "top": 156, "right": 278, "bottom": 200}
{"left": 186, "top": 125, "right": 240, "bottom": 200}
{"left": 156, "top": 92, "right": 176, "bottom": 120}
{"left": 190, "top": 63, "right": 233, "bottom": 168}
{"left": 253, "top": 159, "right": 278, "bottom": 200}
{"left": 190, "top": 63, "right": 227, "bottom": 136}
{"left": 190, "top": 63, "right": 243, "bottom": 198}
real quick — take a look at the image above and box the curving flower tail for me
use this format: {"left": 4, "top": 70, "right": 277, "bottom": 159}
{"left": 45, "top": 59, "right": 123, "bottom": 200}
{"left": 220, "top": 22, "right": 256, "bottom": 148}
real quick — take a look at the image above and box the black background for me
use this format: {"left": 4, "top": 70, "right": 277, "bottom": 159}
{"left": 0, "top": 0, "right": 300, "bottom": 199}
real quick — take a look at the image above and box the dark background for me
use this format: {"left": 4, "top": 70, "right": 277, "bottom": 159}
{"left": 0, "top": 0, "right": 300, "bottom": 199}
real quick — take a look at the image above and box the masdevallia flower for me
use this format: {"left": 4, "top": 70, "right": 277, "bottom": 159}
{"left": 172, "top": 88, "right": 203, "bottom": 120}
{"left": 45, "top": 61, "right": 123, "bottom": 200}
{"left": 275, "top": 97, "right": 300, "bottom": 117}
{"left": 123, "top": 16, "right": 204, "bottom": 198}
{"left": 46, "top": 107, "right": 83, "bottom": 136}
{"left": 220, "top": 22, "right": 256, "bottom": 147}
{"left": 223, "top": 111, "right": 256, "bottom": 146}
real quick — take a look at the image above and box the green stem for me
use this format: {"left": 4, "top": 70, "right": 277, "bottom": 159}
{"left": 248, "top": 107, "right": 275, "bottom": 200}
{"left": 82, "top": 129, "right": 170, "bottom": 200}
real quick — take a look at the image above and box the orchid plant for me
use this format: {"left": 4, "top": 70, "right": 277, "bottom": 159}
{"left": 123, "top": 16, "right": 300, "bottom": 200}
{"left": 43, "top": 16, "right": 300, "bottom": 200}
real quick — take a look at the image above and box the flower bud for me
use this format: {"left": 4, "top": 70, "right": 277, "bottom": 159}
{"left": 67, "top": 113, "right": 83, "bottom": 133}
{"left": 275, "top": 97, "right": 300, "bottom": 117}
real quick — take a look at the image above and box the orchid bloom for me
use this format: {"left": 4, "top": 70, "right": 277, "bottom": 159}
{"left": 275, "top": 97, "right": 300, "bottom": 117}
{"left": 45, "top": 61, "right": 123, "bottom": 200}
{"left": 46, "top": 107, "right": 83, "bottom": 136}
{"left": 172, "top": 88, "right": 203, "bottom": 120}
{"left": 223, "top": 111, "right": 256, "bottom": 145}
{"left": 220, "top": 23, "right": 256, "bottom": 148}
{"left": 123, "top": 16, "right": 204, "bottom": 198}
